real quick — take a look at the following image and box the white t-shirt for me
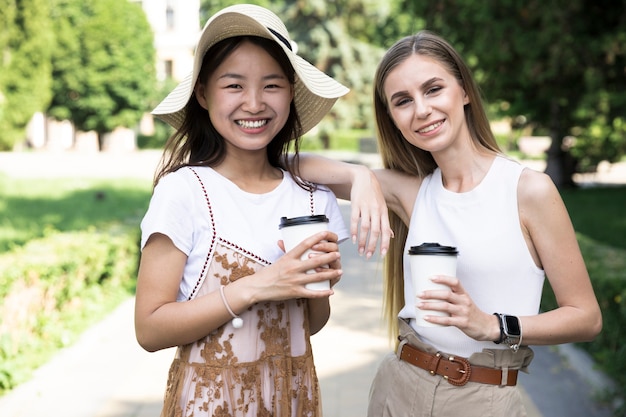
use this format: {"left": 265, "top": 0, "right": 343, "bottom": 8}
{"left": 140, "top": 166, "right": 349, "bottom": 301}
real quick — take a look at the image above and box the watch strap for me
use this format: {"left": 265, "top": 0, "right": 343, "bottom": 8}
{"left": 493, "top": 312, "right": 504, "bottom": 344}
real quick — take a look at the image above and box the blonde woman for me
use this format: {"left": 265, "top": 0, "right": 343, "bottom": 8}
{"left": 297, "top": 31, "right": 601, "bottom": 416}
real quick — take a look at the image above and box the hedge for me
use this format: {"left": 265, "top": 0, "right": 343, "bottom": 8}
{"left": 541, "top": 233, "right": 626, "bottom": 414}
{"left": 0, "top": 229, "right": 139, "bottom": 393}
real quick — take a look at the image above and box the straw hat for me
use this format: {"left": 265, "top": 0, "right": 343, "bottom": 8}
{"left": 151, "top": 4, "right": 349, "bottom": 136}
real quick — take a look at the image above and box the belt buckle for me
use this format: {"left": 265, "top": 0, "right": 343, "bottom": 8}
{"left": 444, "top": 356, "right": 472, "bottom": 386}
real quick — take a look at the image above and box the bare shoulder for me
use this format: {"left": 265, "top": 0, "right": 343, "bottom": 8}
{"left": 517, "top": 167, "right": 570, "bottom": 231}
{"left": 518, "top": 167, "right": 561, "bottom": 207}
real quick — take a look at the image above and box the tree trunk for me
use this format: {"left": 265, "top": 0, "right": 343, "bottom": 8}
{"left": 543, "top": 100, "right": 577, "bottom": 189}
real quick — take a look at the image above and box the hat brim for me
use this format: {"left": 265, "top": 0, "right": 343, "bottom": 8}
{"left": 151, "top": 5, "right": 349, "bottom": 136}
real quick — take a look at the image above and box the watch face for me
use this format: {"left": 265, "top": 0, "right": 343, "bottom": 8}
{"left": 504, "top": 315, "right": 521, "bottom": 336}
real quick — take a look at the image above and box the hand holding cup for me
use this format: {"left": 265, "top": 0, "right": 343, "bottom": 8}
{"left": 279, "top": 215, "right": 332, "bottom": 291}
{"left": 408, "top": 242, "right": 458, "bottom": 327}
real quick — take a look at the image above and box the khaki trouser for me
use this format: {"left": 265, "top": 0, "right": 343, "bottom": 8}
{"left": 367, "top": 319, "right": 534, "bottom": 417}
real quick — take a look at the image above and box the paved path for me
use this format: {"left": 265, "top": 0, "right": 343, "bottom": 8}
{"left": 0, "top": 150, "right": 619, "bottom": 416}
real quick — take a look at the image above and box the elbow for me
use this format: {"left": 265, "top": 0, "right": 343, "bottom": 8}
{"left": 138, "top": 340, "right": 160, "bottom": 353}
{"left": 136, "top": 327, "right": 164, "bottom": 353}
{"left": 580, "top": 309, "right": 603, "bottom": 342}
{"left": 587, "top": 311, "right": 603, "bottom": 341}
{"left": 136, "top": 335, "right": 157, "bottom": 353}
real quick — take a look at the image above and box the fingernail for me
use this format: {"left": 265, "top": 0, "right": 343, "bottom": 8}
{"left": 352, "top": 235, "right": 357, "bottom": 244}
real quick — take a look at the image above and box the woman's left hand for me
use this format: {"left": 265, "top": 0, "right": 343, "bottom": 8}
{"left": 310, "top": 239, "right": 343, "bottom": 287}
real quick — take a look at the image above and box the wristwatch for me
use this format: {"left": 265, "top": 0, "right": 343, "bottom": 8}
{"left": 493, "top": 313, "right": 522, "bottom": 352}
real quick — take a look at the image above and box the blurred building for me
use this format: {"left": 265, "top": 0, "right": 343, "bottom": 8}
{"left": 132, "top": 0, "right": 200, "bottom": 82}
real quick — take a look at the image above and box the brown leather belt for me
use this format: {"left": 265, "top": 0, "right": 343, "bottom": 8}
{"left": 399, "top": 343, "right": 518, "bottom": 386}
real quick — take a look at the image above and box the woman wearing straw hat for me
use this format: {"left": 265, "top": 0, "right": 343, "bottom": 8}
{"left": 134, "top": 5, "right": 358, "bottom": 416}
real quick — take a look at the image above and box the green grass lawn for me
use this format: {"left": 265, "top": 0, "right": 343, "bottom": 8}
{"left": 0, "top": 174, "right": 152, "bottom": 252}
{"left": 561, "top": 186, "right": 626, "bottom": 250}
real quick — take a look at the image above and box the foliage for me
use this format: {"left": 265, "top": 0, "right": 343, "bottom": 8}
{"left": 47, "top": 0, "right": 156, "bottom": 137}
{"left": 0, "top": 173, "right": 150, "bottom": 393}
{"left": 0, "top": 0, "right": 53, "bottom": 150}
{"left": 409, "top": 0, "right": 626, "bottom": 185}
{"left": 200, "top": 0, "right": 274, "bottom": 25}
{"left": 541, "top": 235, "right": 626, "bottom": 414}
{"left": 561, "top": 185, "right": 626, "bottom": 250}
{"left": 571, "top": 93, "right": 626, "bottom": 172}
{"left": 200, "top": 0, "right": 624, "bottom": 169}
{"left": 0, "top": 230, "right": 139, "bottom": 393}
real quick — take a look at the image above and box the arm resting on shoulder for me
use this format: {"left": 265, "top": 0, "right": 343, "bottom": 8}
{"left": 293, "top": 153, "right": 393, "bottom": 258}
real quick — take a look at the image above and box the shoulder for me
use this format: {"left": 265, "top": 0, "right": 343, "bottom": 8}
{"left": 518, "top": 167, "right": 559, "bottom": 206}
{"left": 517, "top": 167, "right": 568, "bottom": 232}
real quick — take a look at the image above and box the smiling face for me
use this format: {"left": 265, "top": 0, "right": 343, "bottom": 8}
{"left": 383, "top": 53, "right": 470, "bottom": 155}
{"left": 194, "top": 40, "right": 294, "bottom": 155}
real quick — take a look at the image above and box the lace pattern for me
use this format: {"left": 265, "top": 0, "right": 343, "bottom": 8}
{"left": 160, "top": 243, "right": 322, "bottom": 417}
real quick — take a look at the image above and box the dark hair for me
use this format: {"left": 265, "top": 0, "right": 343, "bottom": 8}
{"left": 154, "top": 36, "right": 308, "bottom": 189}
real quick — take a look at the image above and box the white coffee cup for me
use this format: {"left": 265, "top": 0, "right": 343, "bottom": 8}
{"left": 279, "top": 215, "right": 330, "bottom": 291}
{"left": 408, "top": 242, "right": 458, "bottom": 327}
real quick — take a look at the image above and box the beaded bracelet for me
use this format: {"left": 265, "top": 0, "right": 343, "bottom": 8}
{"left": 219, "top": 285, "right": 243, "bottom": 329}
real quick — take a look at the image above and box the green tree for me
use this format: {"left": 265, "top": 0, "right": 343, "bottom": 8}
{"left": 0, "top": 0, "right": 53, "bottom": 150}
{"left": 200, "top": 0, "right": 274, "bottom": 25}
{"left": 409, "top": 0, "right": 626, "bottom": 187}
{"left": 282, "top": 1, "right": 383, "bottom": 133}
{"left": 47, "top": 0, "right": 156, "bottom": 147}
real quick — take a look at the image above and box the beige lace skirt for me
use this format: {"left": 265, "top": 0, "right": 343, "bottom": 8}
{"left": 160, "top": 244, "right": 323, "bottom": 417}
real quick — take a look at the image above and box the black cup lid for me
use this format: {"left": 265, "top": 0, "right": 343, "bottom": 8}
{"left": 408, "top": 242, "right": 458, "bottom": 255}
{"left": 279, "top": 214, "right": 329, "bottom": 229}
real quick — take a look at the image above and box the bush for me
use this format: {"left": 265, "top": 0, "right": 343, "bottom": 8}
{"left": 0, "top": 229, "right": 138, "bottom": 393}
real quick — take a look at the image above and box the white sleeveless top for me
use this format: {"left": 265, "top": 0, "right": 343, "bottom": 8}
{"left": 399, "top": 156, "right": 545, "bottom": 357}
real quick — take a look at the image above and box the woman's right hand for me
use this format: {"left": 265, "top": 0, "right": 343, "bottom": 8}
{"left": 290, "top": 153, "right": 393, "bottom": 260}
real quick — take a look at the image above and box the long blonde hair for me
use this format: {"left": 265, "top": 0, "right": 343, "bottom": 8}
{"left": 373, "top": 31, "right": 501, "bottom": 340}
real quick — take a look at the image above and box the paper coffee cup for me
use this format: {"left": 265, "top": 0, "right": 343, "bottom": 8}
{"left": 279, "top": 215, "right": 330, "bottom": 291}
{"left": 408, "top": 242, "right": 458, "bottom": 327}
